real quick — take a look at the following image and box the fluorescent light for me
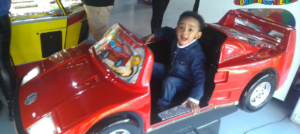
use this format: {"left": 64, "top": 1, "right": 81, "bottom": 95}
{"left": 27, "top": 115, "right": 56, "bottom": 134}
{"left": 21, "top": 67, "right": 40, "bottom": 86}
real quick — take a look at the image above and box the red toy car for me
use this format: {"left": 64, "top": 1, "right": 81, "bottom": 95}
{"left": 100, "top": 39, "right": 132, "bottom": 67}
{"left": 14, "top": 10, "right": 296, "bottom": 134}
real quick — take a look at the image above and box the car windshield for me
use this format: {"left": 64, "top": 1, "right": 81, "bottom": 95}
{"left": 235, "top": 18, "right": 262, "bottom": 31}
{"left": 211, "top": 24, "right": 261, "bottom": 46}
{"left": 93, "top": 23, "right": 145, "bottom": 83}
{"left": 211, "top": 23, "right": 279, "bottom": 49}
{"left": 235, "top": 18, "right": 284, "bottom": 39}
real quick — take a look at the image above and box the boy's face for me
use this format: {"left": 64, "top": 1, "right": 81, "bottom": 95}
{"left": 176, "top": 17, "right": 202, "bottom": 46}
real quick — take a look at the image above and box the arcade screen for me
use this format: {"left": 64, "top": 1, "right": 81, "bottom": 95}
{"left": 10, "top": 0, "right": 83, "bottom": 20}
{"left": 60, "top": 0, "right": 83, "bottom": 12}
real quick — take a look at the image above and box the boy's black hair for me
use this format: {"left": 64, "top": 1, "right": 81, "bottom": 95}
{"left": 178, "top": 11, "right": 206, "bottom": 31}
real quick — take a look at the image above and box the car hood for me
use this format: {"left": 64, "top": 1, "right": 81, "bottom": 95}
{"left": 18, "top": 45, "right": 109, "bottom": 128}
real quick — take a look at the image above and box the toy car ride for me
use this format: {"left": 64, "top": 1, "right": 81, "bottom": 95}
{"left": 14, "top": 10, "right": 296, "bottom": 134}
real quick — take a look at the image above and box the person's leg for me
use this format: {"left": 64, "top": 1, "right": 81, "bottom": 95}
{"left": 0, "top": 68, "right": 16, "bottom": 100}
{"left": 0, "top": 14, "right": 15, "bottom": 102}
{"left": 84, "top": 5, "right": 113, "bottom": 41}
{"left": 0, "top": 14, "right": 17, "bottom": 120}
{"left": 163, "top": 0, "right": 170, "bottom": 14}
{"left": 151, "top": 0, "right": 166, "bottom": 33}
{"left": 157, "top": 76, "right": 188, "bottom": 108}
{"left": 150, "top": 62, "right": 166, "bottom": 102}
{"left": 96, "top": 6, "right": 113, "bottom": 40}
{"left": 193, "top": 0, "right": 200, "bottom": 12}
{"left": 151, "top": 62, "right": 165, "bottom": 82}
{"left": 151, "top": 62, "right": 165, "bottom": 91}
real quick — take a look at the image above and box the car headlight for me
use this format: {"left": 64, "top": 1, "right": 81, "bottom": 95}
{"left": 27, "top": 115, "right": 56, "bottom": 134}
{"left": 21, "top": 66, "right": 40, "bottom": 86}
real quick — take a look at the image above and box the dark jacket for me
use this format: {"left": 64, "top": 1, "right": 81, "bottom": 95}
{"left": 81, "top": 0, "right": 114, "bottom": 7}
{"left": 154, "top": 27, "right": 206, "bottom": 100}
{"left": 0, "top": 0, "right": 11, "bottom": 17}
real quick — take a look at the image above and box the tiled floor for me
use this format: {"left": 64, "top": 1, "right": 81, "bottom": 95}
{"left": 220, "top": 98, "right": 300, "bottom": 134}
{"left": 1, "top": 0, "right": 300, "bottom": 134}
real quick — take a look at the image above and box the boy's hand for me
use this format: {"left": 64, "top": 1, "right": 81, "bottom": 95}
{"left": 141, "top": 34, "right": 155, "bottom": 45}
{"left": 182, "top": 100, "right": 200, "bottom": 113}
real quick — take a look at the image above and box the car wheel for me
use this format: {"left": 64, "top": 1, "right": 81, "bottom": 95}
{"left": 98, "top": 123, "right": 140, "bottom": 134}
{"left": 239, "top": 73, "right": 277, "bottom": 112}
{"left": 102, "top": 51, "right": 110, "bottom": 59}
{"left": 115, "top": 58, "right": 123, "bottom": 67}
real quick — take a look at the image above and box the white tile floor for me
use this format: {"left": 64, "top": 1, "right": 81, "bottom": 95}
{"left": 220, "top": 99, "right": 300, "bottom": 134}
{"left": 1, "top": 0, "right": 300, "bottom": 134}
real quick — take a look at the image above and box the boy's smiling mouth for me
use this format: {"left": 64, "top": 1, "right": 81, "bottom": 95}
{"left": 181, "top": 37, "right": 188, "bottom": 42}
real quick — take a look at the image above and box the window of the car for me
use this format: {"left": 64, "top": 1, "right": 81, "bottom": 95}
{"left": 93, "top": 23, "right": 145, "bottom": 84}
{"left": 235, "top": 18, "right": 262, "bottom": 31}
{"left": 235, "top": 18, "right": 284, "bottom": 40}
{"left": 211, "top": 24, "right": 261, "bottom": 47}
{"left": 268, "top": 30, "right": 284, "bottom": 39}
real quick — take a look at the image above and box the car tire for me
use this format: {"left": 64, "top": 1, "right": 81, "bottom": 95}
{"left": 239, "top": 73, "right": 277, "bottom": 112}
{"left": 98, "top": 123, "right": 140, "bottom": 134}
{"left": 102, "top": 51, "right": 110, "bottom": 59}
{"left": 115, "top": 58, "right": 123, "bottom": 67}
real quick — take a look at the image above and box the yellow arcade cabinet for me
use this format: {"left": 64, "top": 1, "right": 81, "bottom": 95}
{"left": 10, "top": 0, "right": 89, "bottom": 66}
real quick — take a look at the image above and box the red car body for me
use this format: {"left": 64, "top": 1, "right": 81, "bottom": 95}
{"left": 14, "top": 10, "right": 296, "bottom": 134}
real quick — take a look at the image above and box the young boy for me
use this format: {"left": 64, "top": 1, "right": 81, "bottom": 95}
{"left": 142, "top": 11, "right": 206, "bottom": 113}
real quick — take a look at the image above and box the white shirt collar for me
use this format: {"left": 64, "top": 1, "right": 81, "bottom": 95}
{"left": 177, "top": 39, "right": 197, "bottom": 49}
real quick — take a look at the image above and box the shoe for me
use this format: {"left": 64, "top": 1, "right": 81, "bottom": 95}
{"left": 158, "top": 106, "right": 168, "bottom": 112}
{"left": 152, "top": 106, "right": 168, "bottom": 115}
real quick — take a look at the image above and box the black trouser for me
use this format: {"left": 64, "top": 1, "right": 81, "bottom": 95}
{"left": 193, "top": 0, "right": 200, "bottom": 12}
{"left": 151, "top": 0, "right": 170, "bottom": 33}
{"left": 0, "top": 14, "right": 16, "bottom": 102}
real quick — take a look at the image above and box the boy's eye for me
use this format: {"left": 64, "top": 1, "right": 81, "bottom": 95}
{"left": 189, "top": 29, "right": 193, "bottom": 32}
{"left": 180, "top": 27, "right": 183, "bottom": 29}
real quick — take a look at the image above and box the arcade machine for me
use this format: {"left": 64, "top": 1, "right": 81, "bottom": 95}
{"left": 197, "top": 0, "right": 300, "bottom": 125}
{"left": 9, "top": 0, "right": 89, "bottom": 77}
